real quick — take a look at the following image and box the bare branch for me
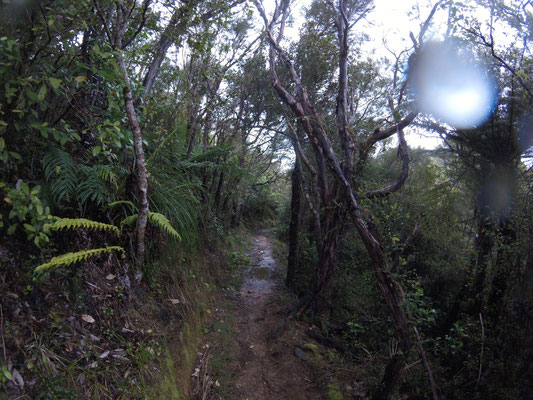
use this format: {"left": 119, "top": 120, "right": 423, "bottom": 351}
{"left": 365, "top": 127, "right": 409, "bottom": 198}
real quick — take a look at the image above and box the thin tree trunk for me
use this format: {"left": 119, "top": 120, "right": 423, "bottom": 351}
{"left": 286, "top": 154, "right": 302, "bottom": 288}
{"left": 116, "top": 55, "right": 149, "bottom": 269}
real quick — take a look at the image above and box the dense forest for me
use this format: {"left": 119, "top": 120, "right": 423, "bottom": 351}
{"left": 1, "top": 0, "right": 532, "bottom": 399}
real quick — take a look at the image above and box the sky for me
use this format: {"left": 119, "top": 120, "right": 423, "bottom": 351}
{"left": 359, "top": 0, "right": 449, "bottom": 149}
{"left": 262, "top": 0, "right": 452, "bottom": 149}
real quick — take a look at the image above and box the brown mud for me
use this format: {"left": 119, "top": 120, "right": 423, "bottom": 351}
{"left": 191, "top": 231, "right": 328, "bottom": 399}
{"left": 232, "top": 232, "right": 324, "bottom": 400}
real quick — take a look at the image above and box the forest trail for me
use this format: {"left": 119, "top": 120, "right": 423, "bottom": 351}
{"left": 231, "top": 232, "right": 324, "bottom": 400}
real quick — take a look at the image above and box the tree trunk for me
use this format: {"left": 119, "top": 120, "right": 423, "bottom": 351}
{"left": 116, "top": 55, "right": 149, "bottom": 269}
{"left": 286, "top": 154, "right": 302, "bottom": 288}
{"left": 311, "top": 205, "right": 342, "bottom": 299}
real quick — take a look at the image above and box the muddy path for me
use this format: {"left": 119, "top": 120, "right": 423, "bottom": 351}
{"left": 231, "top": 231, "right": 325, "bottom": 400}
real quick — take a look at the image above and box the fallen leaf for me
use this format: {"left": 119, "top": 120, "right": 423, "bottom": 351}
{"left": 105, "top": 274, "right": 115, "bottom": 280}
{"left": 12, "top": 369, "right": 24, "bottom": 388}
{"left": 81, "top": 314, "right": 95, "bottom": 323}
{"left": 89, "top": 334, "right": 101, "bottom": 342}
{"left": 169, "top": 298, "right": 180, "bottom": 304}
{"left": 99, "top": 350, "right": 109, "bottom": 359}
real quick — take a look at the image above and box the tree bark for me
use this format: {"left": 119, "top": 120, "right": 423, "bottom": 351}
{"left": 112, "top": 2, "right": 149, "bottom": 269}
{"left": 286, "top": 154, "right": 302, "bottom": 288}
{"left": 115, "top": 55, "right": 149, "bottom": 269}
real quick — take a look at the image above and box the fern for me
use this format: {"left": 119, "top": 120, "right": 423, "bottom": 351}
{"left": 35, "top": 246, "right": 125, "bottom": 273}
{"left": 120, "top": 214, "right": 138, "bottom": 227}
{"left": 150, "top": 176, "right": 199, "bottom": 245}
{"left": 117, "top": 211, "right": 180, "bottom": 240}
{"left": 93, "top": 165, "right": 118, "bottom": 189}
{"left": 43, "top": 149, "right": 79, "bottom": 203}
{"left": 50, "top": 218, "right": 119, "bottom": 235}
{"left": 43, "top": 149, "right": 119, "bottom": 206}
{"left": 109, "top": 200, "right": 136, "bottom": 213}
{"left": 77, "top": 167, "right": 110, "bottom": 206}
{"left": 148, "top": 212, "right": 181, "bottom": 240}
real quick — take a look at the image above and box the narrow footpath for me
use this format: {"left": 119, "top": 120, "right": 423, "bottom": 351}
{"left": 231, "top": 232, "right": 324, "bottom": 399}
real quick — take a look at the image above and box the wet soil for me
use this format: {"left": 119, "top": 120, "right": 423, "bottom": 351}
{"left": 231, "top": 232, "right": 325, "bottom": 400}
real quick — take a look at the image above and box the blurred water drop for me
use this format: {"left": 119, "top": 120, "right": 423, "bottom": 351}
{"left": 409, "top": 40, "right": 497, "bottom": 128}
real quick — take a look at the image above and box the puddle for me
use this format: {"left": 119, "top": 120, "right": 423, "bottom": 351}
{"left": 250, "top": 267, "right": 270, "bottom": 280}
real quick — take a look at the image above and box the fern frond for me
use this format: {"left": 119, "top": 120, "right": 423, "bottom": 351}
{"left": 93, "top": 165, "right": 118, "bottom": 189}
{"left": 50, "top": 218, "right": 119, "bottom": 235}
{"left": 120, "top": 214, "right": 138, "bottom": 227}
{"left": 78, "top": 167, "right": 110, "bottom": 206}
{"left": 35, "top": 246, "right": 125, "bottom": 273}
{"left": 109, "top": 200, "right": 137, "bottom": 212}
{"left": 43, "top": 149, "right": 79, "bottom": 203}
{"left": 148, "top": 212, "right": 181, "bottom": 240}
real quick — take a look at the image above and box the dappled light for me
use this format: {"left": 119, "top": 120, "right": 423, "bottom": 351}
{"left": 409, "top": 40, "right": 497, "bottom": 128}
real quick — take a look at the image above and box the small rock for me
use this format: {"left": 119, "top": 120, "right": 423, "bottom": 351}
{"left": 293, "top": 346, "right": 306, "bottom": 359}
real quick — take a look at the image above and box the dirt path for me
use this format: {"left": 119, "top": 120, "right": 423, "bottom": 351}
{"left": 231, "top": 232, "right": 325, "bottom": 400}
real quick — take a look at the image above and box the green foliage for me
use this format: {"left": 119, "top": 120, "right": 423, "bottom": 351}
{"left": 149, "top": 173, "right": 200, "bottom": 246}
{"left": 148, "top": 212, "right": 181, "bottom": 240}
{"left": 108, "top": 200, "right": 136, "bottom": 212}
{"left": 110, "top": 200, "right": 182, "bottom": 241}
{"left": 327, "top": 382, "right": 343, "bottom": 400}
{"left": 43, "top": 149, "right": 78, "bottom": 203}
{"left": 120, "top": 213, "right": 138, "bottom": 228}
{"left": 35, "top": 246, "right": 125, "bottom": 274}
{"left": 50, "top": 218, "right": 119, "bottom": 236}
{"left": 1, "top": 364, "right": 13, "bottom": 386}
{"left": 2, "top": 181, "right": 54, "bottom": 247}
{"left": 43, "top": 149, "right": 118, "bottom": 207}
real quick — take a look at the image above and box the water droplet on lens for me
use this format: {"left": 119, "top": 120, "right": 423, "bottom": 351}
{"left": 409, "top": 40, "right": 497, "bottom": 128}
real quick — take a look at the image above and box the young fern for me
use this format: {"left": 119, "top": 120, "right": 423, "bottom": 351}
{"left": 108, "top": 200, "right": 136, "bottom": 212}
{"left": 35, "top": 246, "right": 125, "bottom": 273}
{"left": 35, "top": 217, "right": 123, "bottom": 274}
{"left": 110, "top": 201, "right": 181, "bottom": 240}
{"left": 120, "top": 214, "right": 138, "bottom": 228}
{"left": 50, "top": 218, "right": 119, "bottom": 235}
{"left": 148, "top": 212, "right": 181, "bottom": 240}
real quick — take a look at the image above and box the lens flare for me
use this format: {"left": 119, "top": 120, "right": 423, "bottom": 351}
{"left": 409, "top": 40, "right": 497, "bottom": 128}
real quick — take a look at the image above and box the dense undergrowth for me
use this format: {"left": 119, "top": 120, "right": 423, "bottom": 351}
{"left": 277, "top": 147, "right": 533, "bottom": 399}
{"left": 1, "top": 222, "right": 258, "bottom": 399}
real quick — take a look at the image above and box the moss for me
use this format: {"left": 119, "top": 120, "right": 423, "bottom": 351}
{"left": 143, "top": 346, "right": 183, "bottom": 399}
{"left": 303, "top": 343, "right": 319, "bottom": 353}
{"left": 327, "top": 382, "right": 344, "bottom": 400}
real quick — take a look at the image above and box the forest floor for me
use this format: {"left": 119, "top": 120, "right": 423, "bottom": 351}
{"left": 190, "top": 230, "right": 362, "bottom": 400}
